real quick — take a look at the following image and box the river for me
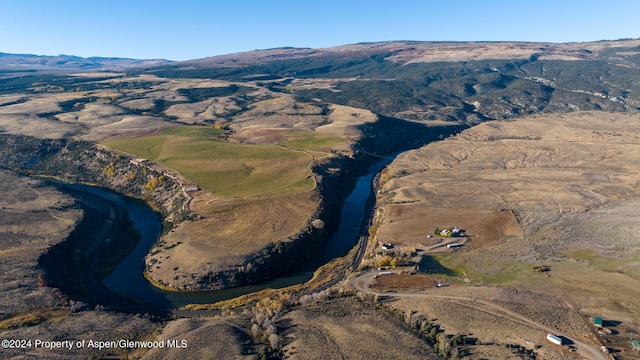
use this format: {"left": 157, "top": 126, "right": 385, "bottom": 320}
{"left": 55, "top": 154, "right": 396, "bottom": 309}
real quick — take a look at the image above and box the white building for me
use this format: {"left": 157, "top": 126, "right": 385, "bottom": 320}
{"left": 546, "top": 334, "right": 562, "bottom": 346}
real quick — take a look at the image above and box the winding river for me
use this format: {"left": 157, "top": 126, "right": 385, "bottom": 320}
{"left": 56, "top": 155, "right": 395, "bottom": 309}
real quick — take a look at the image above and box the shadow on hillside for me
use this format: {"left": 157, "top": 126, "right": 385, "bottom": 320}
{"left": 418, "top": 255, "right": 456, "bottom": 276}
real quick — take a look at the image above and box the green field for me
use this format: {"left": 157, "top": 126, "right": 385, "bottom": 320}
{"left": 278, "top": 131, "right": 348, "bottom": 152}
{"left": 102, "top": 126, "right": 315, "bottom": 198}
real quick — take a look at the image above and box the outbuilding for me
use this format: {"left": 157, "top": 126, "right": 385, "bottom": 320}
{"left": 185, "top": 185, "right": 200, "bottom": 192}
{"left": 546, "top": 333, "right": 563, "bottom": 346}
{"left": 440, "top": 229, "right": 450, "bottom": 237}
{"left": 593, "top": 317, "right": 603, "bottom": 326}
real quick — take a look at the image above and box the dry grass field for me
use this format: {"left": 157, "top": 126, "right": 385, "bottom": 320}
{"left": 102, "top": 125, "right": 328, "bottom": 289}
{"left": 139, "top": 317, "right": 252, "bottom": 360}
{"left": 164, "top": 95, "right": 244, "bottom": 124}
{"left": 0, "top": 170, "right": 160, "bottom": 359}
{"left": 373, "top": 273, "right": 438, "bottom": 291}
{"left": 375, "top": 205, "right": 523, "bottom": 252}
{"left": 369, "top": 39, "right": 640, "bottom": 63}
{"left": 0, "top": 93, "right": 82, "bottom": 139}
{"left": 279, "top": 296, "right": 440, "bottom": 359}
{"left": 317, "top": 104, "right": 378, "bottom": 138}
{"left": 230, "top": 94, "right": 330, "bottom": 143}
{"left": 0, "top": 171, "right": 80, "bottom": 317}
{"left": 0, "top": 73, "right": 367, "bottom": 145}
{"left": 141, "top": 294, "right": 449, "bottom": 359}
{"left": 0, "top": 72, "right": 365, "bottom": 292}
{"left": 387, "top": 289, "right": 580, "bottom": 360}
{"left": 0, "top": 83, "right": 176, "bottom": 140}
{"left": 0, "top": 94, "right": 27, "bottom": 105}
{"left": 371, "top": 110, "right": 640, "bottom": 357}
{"left": 0, "top": 97, "right": 58, "bottom": 114}
{"left": 146, "top": 190, "right": 320, "bottom": 289}
{"left": 103, "top": 126, "right": 316, "bottom": 198}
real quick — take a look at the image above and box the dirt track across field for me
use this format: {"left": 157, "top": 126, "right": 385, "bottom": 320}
{"left": 352, "top": 271, "right": 607, "bottom": 360}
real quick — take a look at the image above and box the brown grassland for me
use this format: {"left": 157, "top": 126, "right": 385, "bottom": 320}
{"left": 0, "top": 171, "right": 159, "bottom": 359}
{"left": 279, "top": 296, "right": 440, "bottom": 359}
{"left": 6, "top": 47, "right": 640, "bottom": 357}
{"left": 368, "top": 111, "right": 640, "bottom": 358}
{"left": 0, "top": 72, "right": 367, "bottom": 291}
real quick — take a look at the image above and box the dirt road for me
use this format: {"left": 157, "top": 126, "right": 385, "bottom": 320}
{"left": 352, "top": 271, "right": 607, "bottom": 360}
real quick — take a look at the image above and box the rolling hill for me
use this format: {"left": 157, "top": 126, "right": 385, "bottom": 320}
{"left": 1, "top": 39, "right": 640, "bottom": 359}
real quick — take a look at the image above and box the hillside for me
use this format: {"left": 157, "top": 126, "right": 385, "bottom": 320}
{"left": 2, "top": 39, "right": 640, "bottom": 359}
{"left": 0, "top": 52, "right": 170, "bottom": 71}
{"left": 2, "top": 39, "right": 640, "bottom": 293}
{"left": 0, "top": 60, "right": 452, "bottom": 291}
{"left": 146, "top": 39, "right": 640, "bottom": 125}
{"left": 4, "top": 38, "right": 640, "bottom": 128}
{"left": 369, "top": 111, "right": 640, "bottom": 357}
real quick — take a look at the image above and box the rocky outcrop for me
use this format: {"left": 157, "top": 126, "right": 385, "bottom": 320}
{"left": 0, "top": 134, "right": 189, "bottom": 226}
{"left": 191, "top": 218, "right": 327, "bottom": 290}
{"left": 0, "top": 133, "right": 345, "bottom": 291}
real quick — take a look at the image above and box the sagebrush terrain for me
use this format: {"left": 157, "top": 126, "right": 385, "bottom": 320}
{"left": 367, "top": 111, "right": 640, "bottom": 358}
{"left": 2, "top": 39, "right": 640, "bottom": 359}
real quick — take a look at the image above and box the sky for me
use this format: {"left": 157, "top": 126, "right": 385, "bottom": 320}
{"left": 1, "top": 0, "right": 639, "bottom": 61}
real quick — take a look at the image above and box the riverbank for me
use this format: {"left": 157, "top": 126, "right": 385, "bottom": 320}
{"left": 1, "top": 120, "right": 467, "bottom": 309}
{"left": 37, "top": 186, "right": 171, "bottom": 314}
{"left": 42, "top": 152, "right": 396, "bottom": 310}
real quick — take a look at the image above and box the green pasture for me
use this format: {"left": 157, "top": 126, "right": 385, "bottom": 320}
{"left": 565, "top": 250, "right": 640, "bottom": 277}
{"left": 102, "top": 126, "right": 315, "bottom": 198}
{"left": 278, "top": 131, "right": 348, "bottom": 152}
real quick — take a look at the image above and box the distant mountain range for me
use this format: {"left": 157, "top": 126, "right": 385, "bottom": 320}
{"left": 175, "top": 39, "right": 640, "bottom": 68}
{"left": 3, "top": 39, "right": 640, "bottom": 124}
{"left": 139, "top": 39, "right": 640, "bottom": 124}
{"left": 3, "top": 38, "right": 640, "bottom": 72}
{"left": 0, "top": 52, "right": 170, "bottom": 71}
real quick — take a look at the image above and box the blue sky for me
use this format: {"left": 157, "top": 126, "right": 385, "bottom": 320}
{"left": 1, "top": 0, "right": 638, "bottom": 61}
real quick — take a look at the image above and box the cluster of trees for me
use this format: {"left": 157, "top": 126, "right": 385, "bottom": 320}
{"left": 402, "top": 311, "right": 471, "bottom": 359}
{"left": 144, "top": 176, "right": 164, "bottom": 192}
{"left": 145, "top": 45, "right": 639, "bottom": 126}
{"left": 249, "top": 294, "right": 293, "bottom": 360}
{"left": 375, "top": 254, "right": 410, "bottom": 268}
{"left": 177, "top": 85, "right": 253, "bottom": 102}
{"left": 298, "top": 289, "right": 330, "bottom": 306}
{"left": 102, "top": 162, "right": 116, "bottom": 177}
{"left": 58, "top": 96, "right": 97, "bottom": 112}
{"left": 0, "top": 74, "right": 114, "bottom": 94}
{"left": 530, "top": 264, "right": 550, "bottom": 273}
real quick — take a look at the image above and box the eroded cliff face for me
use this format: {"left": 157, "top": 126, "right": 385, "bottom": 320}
{"left": 0, "top": 134, "right": 189, "bottom": 225}
{"left": 148, "top": 217, "right": 328, "bottom": 291}
{"left": 0, "top": 113, "right": 465, "bottom": 292}
{"left": 0, "top": 134, "right": 339, "bottom": 291}
{"left": 141, "top": 152, "right": 359, "bottom": 291}
{"left": 0, "top": 170, "right": 82, "bottom": 312}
